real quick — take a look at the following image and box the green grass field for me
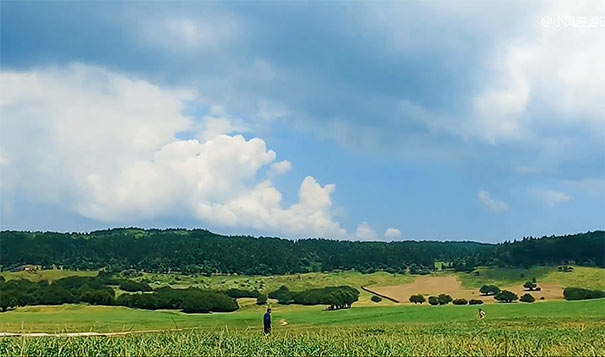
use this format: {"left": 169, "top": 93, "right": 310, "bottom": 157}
{"left": 1, "top": 301, "right": 604, "bottom": 356}
{"left": 1, "top": 267, "right": 604, "bottom": 356}
{"left": 1, "top": 299, "right": 603, "bottom": 333}
{"left": 457, "top": 266, "right": 605, "bottom": 290}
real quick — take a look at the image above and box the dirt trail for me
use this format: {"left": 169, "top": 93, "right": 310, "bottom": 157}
{"left": 0, "top": 328, "right": 184, "bottom": 338}
{"left": 368, "top": 276, "right": 563, "bottom": 304}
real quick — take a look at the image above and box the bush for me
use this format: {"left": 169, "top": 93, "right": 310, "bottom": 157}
{"left": 479, "top": 285, "right": 500, "bottom": 296}
{"left": 437, "top": 294, "right": 452, "bottom": 305}
{"left": 371, "top": 295, "right": 382, "bottom": 303}
{"left": 563, "top": 287, "right": 605, "bottom": 301}
{"left": 409, "top": 294, "right": 425, "bottom": 304}
{"left": 268, "top": 285, "right": 292, "bottom": 303}
{"left": 523, "top": 281, "right": 537, "bottom": 291}
{"left": 428, "top": 296, "right": 439, "bottom": 305}
{"left": 469, "top": 299, "right": 483, "bottom": 305}
{"left": 119, "top": 280, "right": 152, "bottom": 292}
{"left": 224, "top": 288, "right": 260, "bottom": 299}
{"left": 494, "top": 290, "right": 518, "bottom": 303}
{"left": 520, "top": 293, "right": 535, "bottom": 303}
{"left": 0, "top": 291, "right": 18, "bottom": 312}
{"left": 453, "top": 298, "right": 468, "bottom": 305}
{"left": 256, "top": 294, "right": 268, "bottom": 305}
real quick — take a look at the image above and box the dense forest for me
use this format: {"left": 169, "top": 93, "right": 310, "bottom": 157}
{"left": 0, "top": 229, "right": 603, "bottom": 275}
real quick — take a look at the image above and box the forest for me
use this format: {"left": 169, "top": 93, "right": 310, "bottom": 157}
{"left": 0, "top": 229, "right": 603, "bottom": 275}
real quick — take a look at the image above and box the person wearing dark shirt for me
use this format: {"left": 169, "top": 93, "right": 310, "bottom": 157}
{"left": 263, "top": 307, "right": 272, "bottom": 334}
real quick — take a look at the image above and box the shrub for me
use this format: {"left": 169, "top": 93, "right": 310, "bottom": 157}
{"left": 371, "top": 295, "right": 382, "bottom": 303}
{"left": 428, "top": 296, "right": 439, "bottom": 305}
{"left": 256, "top": 294, "right": 268, "bottom": 305}
{"left": 224, "top": 288, "right": 260, "bottom": 299}
{"left": 119, "top": 280, "right": 152, "bottom": 292}
{"left": 479, "top": 285, "right": 500, "bottom": 296}
{"left": 520, "top": 293, "right": 535, "bottom": 303}
{"left": 494, "top": 290, "right": 518, "bottom": 303}
{"left": 469, "top": 299, "right": 483, "bottom": 305}
{"left": 523, "top": 281, "right": 537, "bottom": 291}
{"left": 453, "top": 298, "right": 468, "bottom": 305}
{"left": 563, "top": 287, "right": 605, "bottom": 301}
{"left": 0, "top": 291, "right": 18, "bottom": 312}
{"left": 409, "top": 294, "right": 425, "bottom": 304}
{"left": 437, "top": 294, "right": 452, "bottom": 305}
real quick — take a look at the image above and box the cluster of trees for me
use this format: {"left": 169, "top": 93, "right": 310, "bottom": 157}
{"left": 268, "top": 285, "right": 359, "bottom": 310}
{"left": 4, "top": 229, "right": 600, "bottom": 275}
{"left": 428, "top": 294, "right": 453, "bottom": 305}
{"left": 563, "top": 287, "right": 605, "bottom": 301}
{"left": 0, "top": 274, "right": 239, "bottom": 313}
{"left": 0, "top": 276, "right": 115, "bottom": 311}
{"left": 117, "top": 287, "right": 238, "bottom": 313}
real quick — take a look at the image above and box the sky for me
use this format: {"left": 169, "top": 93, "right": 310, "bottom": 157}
{"left": 0, "top": 1, "right": 603, "bottom": 242}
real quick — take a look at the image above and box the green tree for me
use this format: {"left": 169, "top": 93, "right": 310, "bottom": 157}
{"left": 494, "top": 290, "right": 518, "bottom": 303}
{"left": 256, "top": 294, "right": 268, "bottom": 305}
{"left": 520, "top": 293, "right": 535, "bottom": 303}
{"left": 408, "top": 294, "right": 425, "bottom": 304}
{"left": 437, "top": 294, "right": 452, "bottom": 305}
{"left": 523, "top": 281, "right": 538, "bottom": 291}
{"left": 479, "top": 285, "right": 500, "bottom": 296}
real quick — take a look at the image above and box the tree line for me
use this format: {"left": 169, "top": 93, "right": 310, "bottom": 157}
{"left": 0, "top": 273, "right": 361, "bottom": 312}
{"left": 1, "top": 229, "right": 602, "bottom": 275}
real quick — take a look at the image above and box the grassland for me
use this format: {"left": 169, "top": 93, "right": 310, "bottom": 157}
{"left": 1, "top": 304, "right": 604, "bottom": 356}
{"left": 1, "top": 267, "right": 604, "bottom": 356}
{"left": 0, "top": 269, "right": 97, "bottom": 283}
{"left": 457, "top": 265, "right": 605, "bottom": 290}
{"left": 1, "top": 299, "right": 603, "bottom": 333}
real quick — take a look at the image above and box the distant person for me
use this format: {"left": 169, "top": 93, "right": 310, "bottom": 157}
{"left": 263, "top": 307, "right": 272, "bottom": 334}
{"left": 478, "top": 308, "right": 486, "bottom": 320}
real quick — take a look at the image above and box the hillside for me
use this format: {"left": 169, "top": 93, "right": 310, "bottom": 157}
{"left": 0, "top": 229, "right": 603, "bottom": 274}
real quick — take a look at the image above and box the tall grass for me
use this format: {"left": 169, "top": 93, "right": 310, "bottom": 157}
{"left": 2, "top": 320, "right": 603, "bottom": 356}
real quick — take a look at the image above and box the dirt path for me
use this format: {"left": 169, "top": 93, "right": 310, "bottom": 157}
{"left": 0, "top": 328, "right": 185, "bottom": 338}
{"left": 368, "top": 275, "right": 563, "bottom": 304}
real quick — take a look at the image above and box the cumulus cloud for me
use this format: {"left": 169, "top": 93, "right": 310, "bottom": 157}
{"left": 0, "top": 64, "right": 346, "bottom": 238}
{"left": 384, "top": 227, "right": 402, "bottom": 239}
{"left": 532, "top": 188, "right": 570, "bottom": 207}
{"left": 268, "top": 160, "right": 292, "bottom": 177}
{"left": 477, "top": 190, "right": 508, "bottom": 212}
{"left": 470, "top": 1, "right": 605, "bottom": 142}
{"left": 354, "top": 221, "right": 379, "bottom": 241}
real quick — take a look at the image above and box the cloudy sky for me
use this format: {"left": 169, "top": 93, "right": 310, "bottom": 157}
{"left": 1, "top": 1, "right": 603, "bottom": 242}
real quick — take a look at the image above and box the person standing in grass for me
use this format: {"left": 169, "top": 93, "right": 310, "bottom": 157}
{"left": 263, "top": 307, "right": 272, "bottom": 334}
{"left": 478, "top": 308, "right": 486, "bottom": 320}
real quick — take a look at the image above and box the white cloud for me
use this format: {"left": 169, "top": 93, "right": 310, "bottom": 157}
{"left": 470, "top": 1, "right": 605, "bottom": 142}
{"left": 477, "top": 190, "right": 508, "bottom": 212}
{"left": 354, "top": 221, "right": 379, "bottom": 241}
{"left": 268, "top": 160, "right": 292, "bottom": 177}
{"left": 532, "top": 188, "right": 570, "bottom": 207}
{"left": 384, "top": 227, "right": 402, "bottom": 239}
{"left": 0, "top": 64, "right": 346, "bottom": 238}
{"left": 195, "top": 105, "right": 248, "bottom": 142}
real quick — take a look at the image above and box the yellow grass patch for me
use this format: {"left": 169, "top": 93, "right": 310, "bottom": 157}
{"left": 368, "top": 275, "right": 563, "bottom": 304}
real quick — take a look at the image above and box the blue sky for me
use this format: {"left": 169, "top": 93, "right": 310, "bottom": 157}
{"left": 1, "top": 1, "right": 603, "bottom": 242}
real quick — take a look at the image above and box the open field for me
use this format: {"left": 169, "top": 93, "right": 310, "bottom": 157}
{"left": 1, "top": 267, "right": 604, "bottom": 355}
{"left": 369, "top": 276, "right": 563, "bottom": 304}
{"left": 0, "top": 269, "right": 97, "bottom": 283}
{"left": 1, "top": 301, "right": 604, "bottom": 356}
{"left": 1, "top": 299, "right": 603, "bottom": 333}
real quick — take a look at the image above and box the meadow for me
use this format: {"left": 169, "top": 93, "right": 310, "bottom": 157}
{"left": 1, "top": 266, "right": 604, "bottom": 356}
